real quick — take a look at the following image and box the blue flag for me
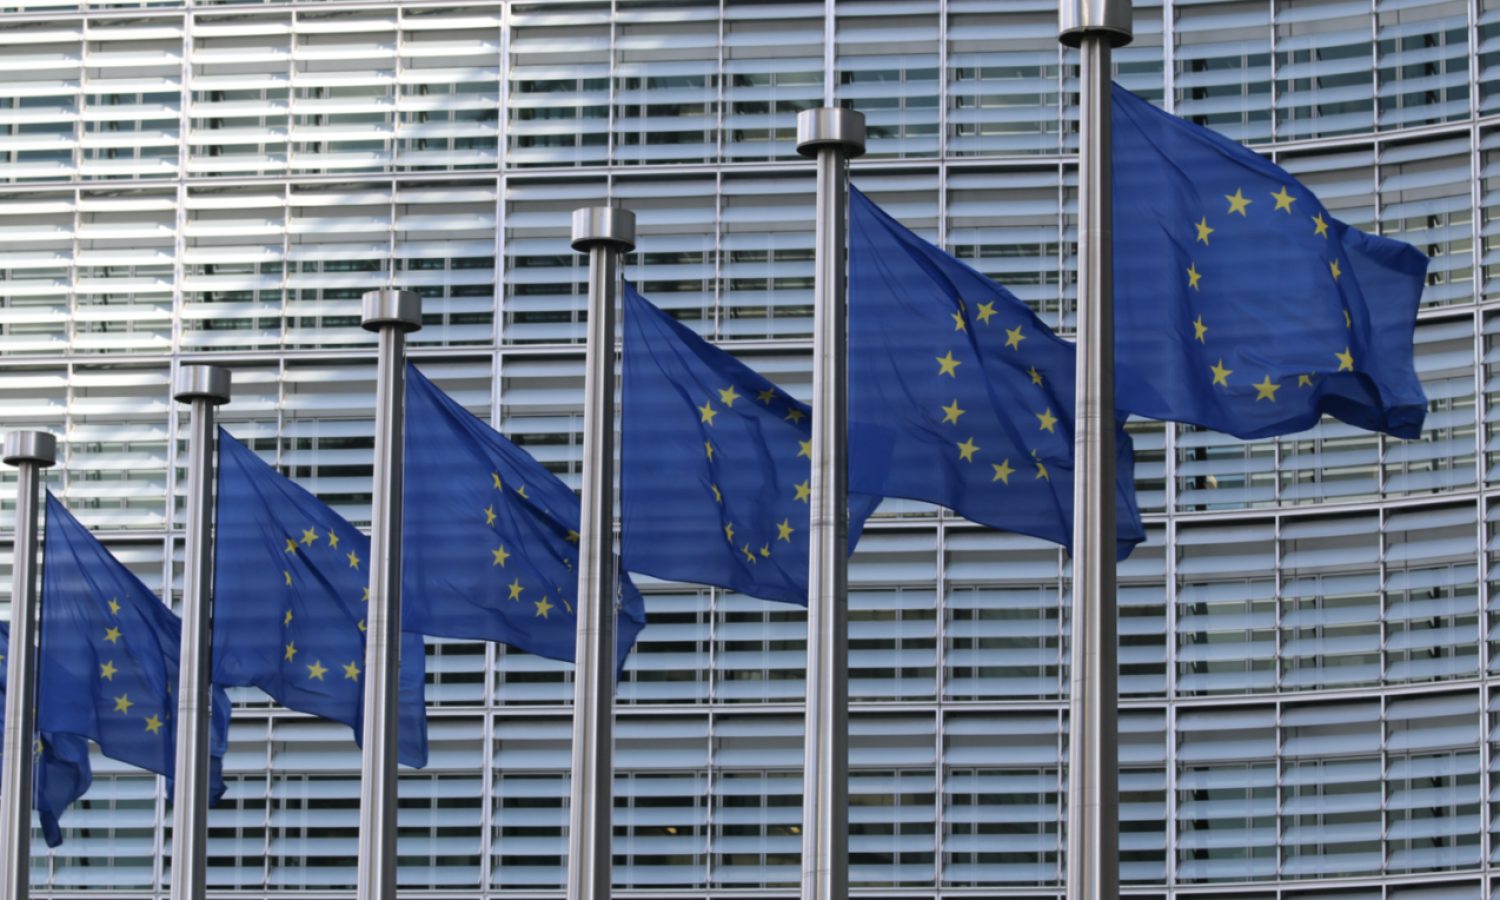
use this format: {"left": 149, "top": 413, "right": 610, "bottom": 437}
{"left": 621, "top": 283, "right": 883, "bottom": 605}
{"left": 403, "top": 364, "right": 648, "bottom": 671}
{"left": 848, "top": 188, "right": 1145, "bottom": 560}
{"left": 37, "top": 494, "right": 229, "bottom": 804}
{"left": 213, "top": 432, "right": 429, "bottom": 768}
{"left": 0, "top": 621, "right": 92, "bottom": 848}
{"left": 1113, "top": 83, "right": 1428, "bottom": 440}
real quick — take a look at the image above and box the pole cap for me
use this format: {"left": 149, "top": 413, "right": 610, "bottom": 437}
{"left": 3, "top": 431, "right": 56, "bottom": 468}
{"left": 796, "top": 108, "right": 866, "bottom": 159}
{"left": 361, "top": 290, "right": 423, "bottom": 334}
{"left": 1059, "top": 0, "right": 1133, "bottom": 47}
{"left": 571, "top": 207, "right": 636, "bottom": 254}
{"left": 173, "top": 365, "right": 231, "bottom": 405}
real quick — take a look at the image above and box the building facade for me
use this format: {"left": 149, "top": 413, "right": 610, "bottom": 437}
{"left": 0, "top": 0, "right": 1488, "bottom": 897}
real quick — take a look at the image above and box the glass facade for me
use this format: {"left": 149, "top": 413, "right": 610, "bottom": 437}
{"left": 0, "top": 0, "right": 1492, "bottom": 895}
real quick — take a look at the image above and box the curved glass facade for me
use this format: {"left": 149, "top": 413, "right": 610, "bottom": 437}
{"left": 0, "top": 0, "right": 1491, "bottom": 896}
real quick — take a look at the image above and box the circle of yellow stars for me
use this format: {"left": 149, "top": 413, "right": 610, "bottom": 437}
{"left": 281, "top": 525, "right": 366, "bottom": 685}
{"left": 480, "top": 470, "right": 575, "bottom": 620}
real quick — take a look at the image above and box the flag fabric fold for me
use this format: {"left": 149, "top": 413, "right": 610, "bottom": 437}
{"left": 621, "top": 283, "right": 883, "bottom": 605}
{"left": 37, "top": 494, "right": 229, "bottom": 806}
{"left": 848, "top": 187, "right": 1146, "bottom": 560}
{"left": 402, "top": 364, "right": 648, "bottom": 672}
{"left": 213, "top": 432, "right": 429, "bottom": 769}
{"left": 1112, "top": 82, "right": 1429, "bottom": 440}
{"left": 0, "top": 621, "right": 92, "bottom": 848}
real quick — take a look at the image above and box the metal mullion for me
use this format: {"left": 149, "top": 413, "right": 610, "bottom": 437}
{"left": 937, "top": 0, "right": 948, "bottom": 163}
{"left": 1163, "top": 0, "right": 1177, "bottom": 115}
{"left": 716, "top": 0, "right": 726, "bottom": 167}
{"left": 479, "top": 679, "right": 497, "bottom": 894}
{"left": 824, "top": 0, "right": 836, "bottom": 108}
{"left": 712, "top": 168, "right": 724, "bottom": 339}
{"left": 933, "top": 518, "right": 948, "bottom": 891}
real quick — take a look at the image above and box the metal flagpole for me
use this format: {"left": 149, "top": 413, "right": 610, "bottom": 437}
{"left": 1058, "top": 6, "right": 1131, "bottom": 900}
{"left": 357, "top": 289, "right": 422, "bottom": 900}
{"left": 170, "top": 365, "right": 232, "bottom": 900}
{"left": 566, "top": 206, "right": 633, "bottom": 900}
{"left": 795, "top": 107, "right": 864, "bottom": 900}
{"left": 0, "top": 431, "right": 55, "bottom": 900}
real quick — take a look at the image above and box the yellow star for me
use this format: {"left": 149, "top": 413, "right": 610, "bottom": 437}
{"left": 794, "top": 480, "right": 811, "bottom": 503}
{"left": 711, "top": 484, "right": 722, "bottom": 503}
{"left": 491, "top": 472, "right": 502, "bottom": 489}
{"left": 508, "top": 579, "right": 524, "bottom": 600}
{"left": 343, "top": 661, "right": 361, "bottom": 680}
{"left": 1312, "top": 213, "right": 1329, "bottom": 238}
{"left": 108, "top": 598, "right": 120, "bottom": 615}
{"left": 1329, "top": 259, "right": 1341, "bottom": 281}
{"left": 760, "top": 544, "right": 770, "bottom": 558}
{"left": 975, "top": 302, "right": 997, "bottom": 325}
{"left": 492, "top": 545, "right": 511, "bottom": 567}
{"left": 698, "top": 401, "right": 718, "bottom": 425}
{"left": 1193, "top": 316, "right": 1207, "bottom": 343}
{"left": 992, "top": 460, "right": 1015, "bottom": 484}
{"left": 1186, "top": 263, "right": 1202, "bottom": 291}
{"left": 285, "top": 642, "right": 297, "bottom": 661}
{"left": 99, "top": 660, "right": 118, "bottom": 681}
{"left": 284, "top": 609, "right": 293, "bottom": 626}
{"left": 535, "top": 597, "right": 555, "bottom": 619}
{"left": 1036, "top": 408, "right": 1058, "bottom": 433}
{"left": 1298, "top": 374, "right": 1314, "bottom": 387}
{"left": 563, "top": 600, "right": 573, "bottom": 614}
{"left": 740, "top": 544, "right": 756, "bottom": 564}
{"left": 798, "top": 440, "right": 812, "bottom": 458}
{"left": 936, "top": 351, "right": 962, "bottom": 376}
{"left": 1225, "top": 188, "right": 1251, "bottom": 216}
{"left": 1028, "top": 366, "right": 1043, "bottom": 386}
{"left": 361, "top": 587, "right": 370, "bottom": 602}
{"left": 1336, "top": 347, "right": 1354, "bottom": 371}
{"left": 300, "top": 527, "right": 318, "bottom": 546}
{"left": 566, "top": 529, "right": 580, "bottom": 544}
{"left": 143, "top": 715, "right": 163, "bottom": 735}
{"left": 719, "top": 385, "right": 741, "bottom": 407}
{"left": 1210, "top": 360, "right": 1232, "bottom": 386}
{"left": 1270, "top": 186, "right": 1296, "bottom": 212}
{"left": 1194, "top": 217, "right": 1214, "bottom": 244}
{"left": 724, "top": 523, "right": 735, "bottom": 543}
{"left": 347, "top": 550, "right": 361, "bottom": 570}
{"left": 285, "top": 538, "right": 297, "bottom": 554}
{"left": 956, "top": 437, "right": 980, "bottom": 462}
{"left": 1253, "top": 375, "right": 1280, "bottom": 402}
{"left": 485, "top": 505, "right": 496, "bottom": 525}
{"left": 307, "top": 660, "right": 327, "bottom": 681}
{"left": 104, "top": 627, "right": 122, "bottom": 644}
{"left": 784, "top": 407, "right": 807, "bottom": 423}
{"left": 284, "top": 570, "right": 291, "bottom": 586}
{"left": 757, "top": 388, "right": 777, "bottom": 404}
{"left": 705, "top": 441, "right": 714, "bottom": 460}
{"left": 358, "top": 619, "right": 366, "bottom": 632}
{"left": 113, "top": 694, "right": 133, "bottom": 714}
{"left": 328, "top": 531, "right": 340, "bottom": 549}
{"left": 1344, "top": 309, "right": 1351, "bottom": 328}
{"left": 777, "top": 519, "right": 794, "bottom": 541}
{"left": 951, "top": 311, "right": 967, "bottom": 332}
{"left": 941, "top": 400, "right": 965, "bottom": 424}
{"left": 1005, "top": 326, "right": 1025, "bottom": 350}
{"left": 514, "top": 484, "right": 529, "bottom": 499}
{"left": 1035, "top": 460, "right": 1049, "bottom": 481}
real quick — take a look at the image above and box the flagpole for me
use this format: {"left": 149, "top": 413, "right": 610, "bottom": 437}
{"left": 566, "top": 206, "right": 633, "bottom": 900}
{"left": 795, "top": 107, "right": 863, "bottom": 900}
{"left": 1058, "top": 6, "right": 1131, "bottom": 900}
{"left": 357, "top": 290, "right": 422, "bottom": 900}
{"left": 0, "top": 431, "right": 55, "bottom": 900}
{"left": 169, "top": 365, "right": 231, "bottom": 900}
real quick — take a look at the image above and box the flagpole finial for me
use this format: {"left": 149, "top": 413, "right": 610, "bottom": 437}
{"left": 572, "top": 207, "right": 636, "bottom": 253}
{"left": 1059, "top": 0, "right": 1133, "bottom": 47}
{"left": 796, "top": 108, "right": 865, "bottom": 159}
{"left": 173, "top": 365, "right": 232, "bottom": 406}
{"left": 2, "top": 431, "right": 56, "bottom": 467}
{"left": 361, "top": 289, "right": 423, "bottom": 334}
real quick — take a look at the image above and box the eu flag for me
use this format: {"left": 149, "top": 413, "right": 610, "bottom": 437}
{"left": 37, "top": 494, "right": 229, "bottom": 802}
{"left": 848, "top": 188, "right": 1145, "bottom": 560}
{"left": 1113, "top": 83, "right": 1429, "bottom": 440}
{"left": 621, "top": 283, "right": 884, "bottom": 605}
{"left": 213, "top": 432, "right": 429, "bottom": 768}
{"left": 0, "top": 621, "right": 92, "bottom": 848}
{"left": 403, "top": 364, "right": 648, "bottom": 670}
